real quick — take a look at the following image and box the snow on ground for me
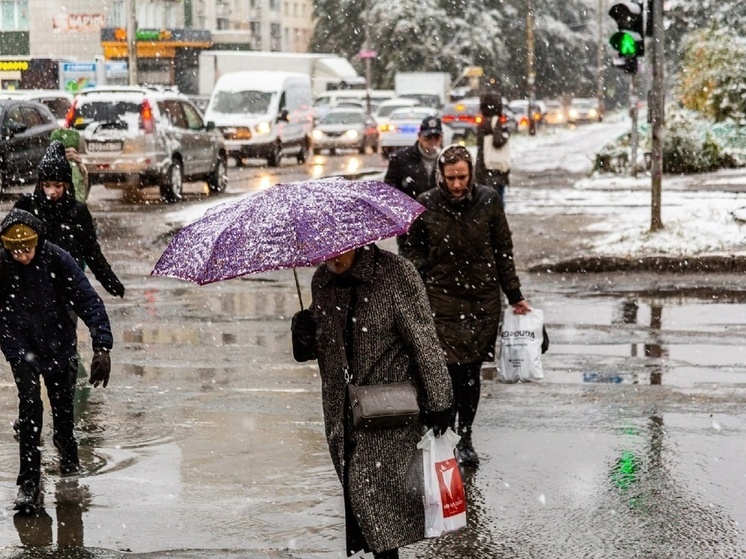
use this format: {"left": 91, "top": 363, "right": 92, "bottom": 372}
{"left": 166, "top": 113, "right": 746, "bottom": 259}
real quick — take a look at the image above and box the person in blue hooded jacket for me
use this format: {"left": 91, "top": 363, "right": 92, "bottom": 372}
{"left": 0, "top": 208, "right": 113, "bottom": 514}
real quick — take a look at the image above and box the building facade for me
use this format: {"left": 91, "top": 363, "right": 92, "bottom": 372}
{"left": 0, "top": 0, "right": 315, "bottom": 91}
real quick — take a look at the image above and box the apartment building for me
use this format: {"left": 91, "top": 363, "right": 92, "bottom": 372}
{"left": 192, "top": 0, "right": 314, "bottom": 52}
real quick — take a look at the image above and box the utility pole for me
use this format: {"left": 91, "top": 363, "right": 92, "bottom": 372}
{"left": 596, "top": 0, "right": 605, "bottom": 116}
{"left": 128, "top": 0, "right": 138, "bottom": 86}
{"left": 526, "top": 0, "right": 536, "bottom": 135}
{"left": 649, "top": 0, "right": 664, "bottom": 231}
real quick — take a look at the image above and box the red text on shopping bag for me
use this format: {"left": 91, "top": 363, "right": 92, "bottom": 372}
{"left": 435, "top": 458, "right": 465, "bottom": 517}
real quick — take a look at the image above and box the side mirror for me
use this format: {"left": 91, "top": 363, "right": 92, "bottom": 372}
{"left": 277, "top": 109, "right": 290, "bottom": 123}
{"left": 206, "top": 121, "right": 216, "bottom": 131}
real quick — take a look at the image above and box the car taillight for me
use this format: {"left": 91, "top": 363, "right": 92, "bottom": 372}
{"left": 499, "top": 115, "right": 508, "bottom": 125}
{"left": 441, "top": 115, "right": 455, "bottom": 123}
{"left": 140, "top": 99, "right": 154, "bottom": 133}
{"left": 65, "top": 100, "right": 76, "bottom": 128}
{"left": 475, "top": 115, "right": 483, "bottom": 124}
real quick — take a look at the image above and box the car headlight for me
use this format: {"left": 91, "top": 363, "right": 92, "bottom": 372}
{"left": 312, "top": 129, "right": 323, "bottom": 140}
{"left": 255, "top": 121, "right": 271, "bottom": 135}
{"left": 569, "top": 109, "right": 578, "bottom": 118}
{"left": 345, "top": 129, "right": 359, "bottom": 140}
{"left": 589, "top": 109, "right": 597, "bottom": 117}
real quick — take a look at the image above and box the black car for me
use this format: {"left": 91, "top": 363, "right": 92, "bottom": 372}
{"left": 0, "top": 99, "right": 58, "bottom": 194}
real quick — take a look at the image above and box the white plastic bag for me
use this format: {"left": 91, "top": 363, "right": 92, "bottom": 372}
{"left": 417, "top": 428, "right": 467, "bottom": 537}
{"left": 499, "top": 309, "right": 545, "bottom": 382}
{"left": 482, "top": 116, "right": 511, "bottom": 172}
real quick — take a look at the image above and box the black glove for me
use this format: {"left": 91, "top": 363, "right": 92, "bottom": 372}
{"left": 292, "top": 309, "right": 316, "bottom": 341}
{"left": 106, "top": 278, "right": 125, "bottom": 298}
{"left": 422, "top": 407, "right": 455, "bottom": 437}
{"left": 89, "top": 348, "right": 111, "bottom": 388}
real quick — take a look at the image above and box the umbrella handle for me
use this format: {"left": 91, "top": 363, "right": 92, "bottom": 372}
{"left": 293, "top": 267, "right": 304, "bottom": 310}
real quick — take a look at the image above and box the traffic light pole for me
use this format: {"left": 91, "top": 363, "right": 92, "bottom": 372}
{"left": 649, "top": 0, "right": 664, "bottom": 231}
{"left": 629, "top": 73, "right": 639, "bottom": 177}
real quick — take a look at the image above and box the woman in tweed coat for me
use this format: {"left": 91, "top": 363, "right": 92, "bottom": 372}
{"left": 292, "top": 244, "right": 453, "bottom": 558}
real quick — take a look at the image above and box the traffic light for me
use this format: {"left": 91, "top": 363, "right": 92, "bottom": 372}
{"left": 609, "top": 1, "right": 645, "bottom": 74}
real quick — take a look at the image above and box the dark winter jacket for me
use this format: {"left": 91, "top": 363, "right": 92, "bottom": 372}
{"left": 402, "top": 183, "right": 523, "bottom": 365}
{"left": 475, "top": 115, "right": 511, "bottom": 190}
{"left": 292, "top": 245, "right": 452, "bottom": 555}
{"left": 14, "top": 184, "right": 124, "bottom": 298}
{"left": 384, "top": 142, "right": 438, "bottom": 199}
{"left": 0, "top": 209, "right": 113, "bottom": 373}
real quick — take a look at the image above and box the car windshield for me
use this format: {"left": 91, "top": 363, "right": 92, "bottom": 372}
{"left": 390, "top": 109, "right": 432, "bottom": 121}
{"left": 211, "top": 90, "right": 274, "bottom": 114}
{"left": 376, "top": 104, "right": 411, "bottom": 118}
{"left": 572, "top": 100, "right": 595, "bottom": 108}
{"left": 320, "top": 112, "right": 364, "bottom": 125}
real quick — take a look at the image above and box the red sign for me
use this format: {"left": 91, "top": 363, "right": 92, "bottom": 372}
{"left": 357, "top": 50, "right": 377, "bottom": 59}
{"left": 435, "top": 458, "right": 465, "bottom": 517}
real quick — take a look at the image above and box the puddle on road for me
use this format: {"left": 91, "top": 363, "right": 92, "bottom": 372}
{"left": 539, "top": 289, "right": 746, "bottom": 388}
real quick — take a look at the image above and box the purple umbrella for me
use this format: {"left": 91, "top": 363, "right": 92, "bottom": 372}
{"left": 151, "top": 177, "right": 425, "bottom": 306}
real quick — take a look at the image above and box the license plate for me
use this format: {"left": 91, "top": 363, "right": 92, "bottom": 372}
{"left": 87, "top": 141, "right": 122, "bottom": 153}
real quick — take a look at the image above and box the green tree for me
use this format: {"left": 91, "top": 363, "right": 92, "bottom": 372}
{"left": 677, "top": 28, "right": 746, "bottom": 123}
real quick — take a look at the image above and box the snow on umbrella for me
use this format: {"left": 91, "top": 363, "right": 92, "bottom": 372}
{"left": 151, "top": 177, "right": 425, "bottom": 305}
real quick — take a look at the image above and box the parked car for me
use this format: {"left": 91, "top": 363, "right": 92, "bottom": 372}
{"left": 568, "top": 98, "right": 603, "bottom": 124}
{"left": 0, "top": 98, "right": 59, "bottom": 193}
{"left": 440, "top": 97, "right": 483, "bottom": 141}
{"left": 311, "top": 108, "right": 379, "bottom": 155}
{"left": 68, "top": 85, "right": 228, "bottom": 202}
{"left": 543, "top": 99, "right": 567, "bottom": 125}
{"left": 0, "top": 90, "right": 73, "bottom": 127}
{"left": 379, "top": 106, "right": 453, "bottom": 158}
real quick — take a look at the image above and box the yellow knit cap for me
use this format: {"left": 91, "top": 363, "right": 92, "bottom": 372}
{"left": 1, "top": 223, "right": 38, "bottom": 251}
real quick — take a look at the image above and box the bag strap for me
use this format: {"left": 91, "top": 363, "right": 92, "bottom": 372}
{"left": 331, "top": 286, "right": 351, "bottom": 384}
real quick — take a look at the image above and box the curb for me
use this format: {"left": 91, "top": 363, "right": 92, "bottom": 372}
{"left": 528, "top": 255, "right": 746, "bottom": 274}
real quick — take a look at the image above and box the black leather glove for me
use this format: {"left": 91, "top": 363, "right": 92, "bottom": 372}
{"left": 422, "top": 407, "right": 455, "bottom": 437}
{"left": 292, "top": 309, "right": 315, "bottom": 341}
{"left": 89, "top": 348, "right": 111, "bottom": 388}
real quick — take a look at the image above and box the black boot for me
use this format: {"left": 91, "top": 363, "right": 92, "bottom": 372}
{"left": 456, "top": 427, "right": 480, "bottom": 467}
{"left": 14, "top": 481, "right": 41, "bottom": 514}
{"left": 12, "top": 418, "right": 20, "bottom": 441}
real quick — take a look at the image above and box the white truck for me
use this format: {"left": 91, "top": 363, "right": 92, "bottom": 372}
{"left": 199, "top": 51, "right": 364, "bottom": 98}
{"left": 394, "top": 72, "right": 452, "bottom": 108}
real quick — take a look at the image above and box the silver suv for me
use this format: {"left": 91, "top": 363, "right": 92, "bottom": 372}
{"left": 68, "top": 86, "right": 227, "bottom": 202}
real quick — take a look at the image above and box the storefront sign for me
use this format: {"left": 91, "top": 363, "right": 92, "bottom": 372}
{"left": 53, "top": 14, "right": 105, "bottom": 33}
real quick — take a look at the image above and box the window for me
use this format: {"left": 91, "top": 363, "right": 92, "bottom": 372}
{"left": 269, "top": 0, "right": 279, "bottom": 11}
{"left": 250, "top": 21, "right": 262, "bottom": 49}
{"left": 181, "top": 102, "right": 204, "bottom": 130}
{"left": 0, "top": 1, "right": 28, "bottom": 31}
{"left": 159, "top": 100, "right": 187, "bottom": 128}
{"left": 270, "top": 22, "right": 281, "bottom": 51}
{"left": 21, "top": 106, "right": 42, "bottom": 127}
{"left": 4, "top": 105, "right": 23, "bottom": 130}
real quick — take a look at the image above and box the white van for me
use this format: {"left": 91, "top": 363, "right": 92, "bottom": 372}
{"left": 204, "top": 71, "right": 313, "bottom": 167}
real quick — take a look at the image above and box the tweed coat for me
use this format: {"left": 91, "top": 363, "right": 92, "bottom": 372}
{"left": 402, "top": 182, "right": 523, "bottom": 365}
{"left": 296, "top": 245, "right": 452, "bottom": 554}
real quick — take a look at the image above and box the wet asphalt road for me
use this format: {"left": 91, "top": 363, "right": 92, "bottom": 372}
{"left": 1, "top": 151, "right": 746, "bottom": 558}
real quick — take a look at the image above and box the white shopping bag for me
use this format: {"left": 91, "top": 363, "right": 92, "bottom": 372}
{"left": 499, "top": 309, "right": 545, "bottom": 383}
{"left": 417, "top": 428, "right": 467, "bottom": 537}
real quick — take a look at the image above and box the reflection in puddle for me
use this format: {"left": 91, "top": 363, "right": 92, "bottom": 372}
{"left": 550, "top": 291, "right": 746, "bottom": 387}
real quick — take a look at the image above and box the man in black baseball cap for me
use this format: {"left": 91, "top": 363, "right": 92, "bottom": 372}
{"left": 384, "top": 115, "right": 443, "bottom": 201}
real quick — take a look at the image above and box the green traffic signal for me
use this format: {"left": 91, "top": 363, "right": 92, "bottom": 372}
{"left": 610, "top": 31, "right": 642, "bottom": 58}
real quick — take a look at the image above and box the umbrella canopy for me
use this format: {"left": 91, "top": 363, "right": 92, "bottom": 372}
{"left": 151, "top": 177, "right": 425, "bottom": 286}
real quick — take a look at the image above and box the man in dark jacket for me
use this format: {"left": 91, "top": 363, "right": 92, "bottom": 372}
{"left": 402, "top": 145, "right": 531, "bottom": 467}
{"left": 0, "top": 209, "right": 113, "bottom": 514}
{"left": 14, "top": 140, "right": 125, "bottom": 298}
{"left": 384, "top": 116, "right": 443, "bottom": 200}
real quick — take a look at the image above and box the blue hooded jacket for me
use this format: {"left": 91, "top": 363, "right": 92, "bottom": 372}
{"left": 0, "top": 208, "right": 113, "bottom": 372}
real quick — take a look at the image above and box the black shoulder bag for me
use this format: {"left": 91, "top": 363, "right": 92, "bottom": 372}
{"left": 331, "top": 286, "right": 419, "bottom": 429}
